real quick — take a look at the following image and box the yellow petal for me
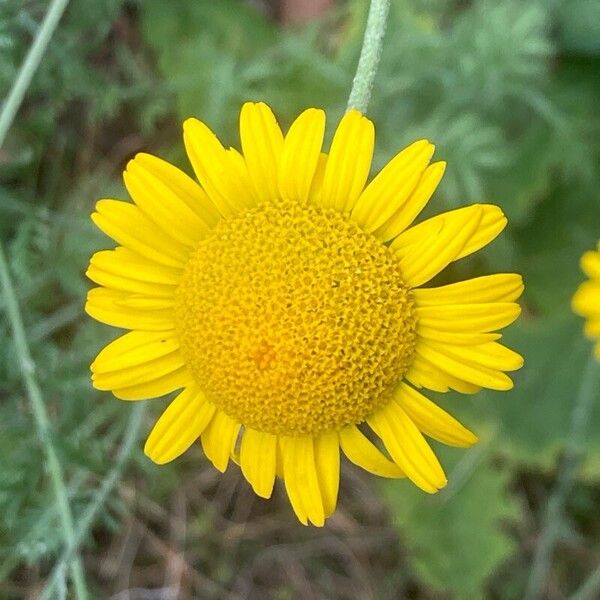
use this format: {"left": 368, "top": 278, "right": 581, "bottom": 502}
{"left": 580, "top": 250, "right": 600, "bottom": 280}
{"left": 307, "top": 152, "right": 328, "bottom": 205}
{"left": 314, "top": 431, "right": 340, "bottom": 518}
{"left": 86, "top": 288, "right": 187, "bottom": 401}
{"left": 275, "top": 438, "right": 285, "bottom": 480}
{"left": 240, "top": 102, "right": 284, "bottom": 203}
{"left": 405, "top": 355, "right": 482, "bottom": 394}
{"left": 124, "top": 156, "right": 212, "bottom": 246}
{"left": 92, "top": 200, "right": 189, "bottom": 268}
{"left": 426, "top": 340, "right": 524, "bottom": 372}
{"left": 352, "top": 140, "right": 434, "bottom": 232}
{"left": 392, "top": 204, "right": 506, "bottom": 266}
{"left": 89, "top": 247, "right": 182, "bottom": 286}
{"left": 394, "top": 383, "right": 478, "bottom": 447}
{"left": 437, "top": 375, "right": 481, "bottom": 394}
{"left": 144, "top": 387, "right": 215, "bottom": 464}
{"left": 131, "top": 153, "right": 220, "bottom": 227}
{"left": 115, "top": 296, "right": 173, "bottom": 310}
{"left": 111, "top": 367, "right": 193, "bottom": 401}
{"left": 92, "top": 349, "right": 184, "bottom": 391}
{"left": 457, "top": 205, "right": 507, "bottom": 260}
{"left": 226, "top": 147, "right": 256, "bottom": 204}
{"left": 368, "top": 403, "right": 447, "bottom": 493}
{"left": 240, "top": 428, "right": 277, "bottom": 499}
{"left": 584, "top": 318, "right": 600, "bottom": 337}
{"left": 394, "top": 205, "right": 484, "bottom": 287}
{"left": 338, "top": 426, "right": 405, "bottom": 478}
{"left": 415, "top": 342, "right": 514, "bottom": 390}
{"left": 415, "top": 302, "right": 521, "bottom": 333}
{"left": 318, "top": 110, "right": 374, "bottom": 212}
{"left": 86, "top": 262, "right": 176, "bottom": 298}
{"left": 417, "top": 327, "right": 501, "bottom": 346}
{"left": 413, "top": 274, "right": 524, "bottom": 306}
{"left": 201, "top": 411, "right": 241, "bottom": 473}
{"left": 85, "top": 287, "right": 174, "bottom": 331}
{"left": 278, "top": 108, "right": 326, "bottom": 203}
{"left": 183, "top": 117, "right": 255, "bottom": 216}
{"left": 375, "top": 161, "right": 446, "bottom": 241}
{"left": 572, "top": 282, "right": 600, "bottom": 316}
{"left": 91, "top": 330, "right": 179, "bottom": 373}
{"left": 404, "top": 358, "right": 451, "bottom": 393}
{"left": 280, "top": 436, "right": 325, "bottom": 527}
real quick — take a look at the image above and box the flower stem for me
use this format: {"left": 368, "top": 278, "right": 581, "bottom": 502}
{"left": 0, "top": 0, "right": 70, "bottom": 147}
{"left": 347, "top": 0, "right": 391, "bottom": 114}
{"left": 524, "top": 350, "right": 600, "bottom": 600}
{"left": 0, "top": 0, "right": 86, "bottom": 596}
{"left": 0, "top": 243, "right": 87, "bottom": 599}
{"left": 41, "top": 403, "right": 145, "bottom": 600}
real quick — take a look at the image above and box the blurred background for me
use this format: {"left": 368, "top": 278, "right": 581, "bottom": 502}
{"left": 1, "top": 0, "right": 599, "bottom": 598}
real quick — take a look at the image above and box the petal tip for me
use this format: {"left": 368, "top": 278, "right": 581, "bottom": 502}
{"left": 124, "top": 158, "right": 137, "bottom": 174}
{"left": 515, "top": 354, "right": 525, "bottom": 370}
{"left": 212, "top": 461, "right": 228, "bottom": 474}
{"left": 422, "top": 478, "right": 447, "bottom": 494}
{"left": 464, "top": 431, "right": 480, "bottom": 447}
{"left": 144, "top": 442, "right": 168, "bottom": 465}
{"left": 253, "top": 487, "right": 273, "bottom": 500}
{"left": 182, "top": 116, "right": 200, "bottom": 129}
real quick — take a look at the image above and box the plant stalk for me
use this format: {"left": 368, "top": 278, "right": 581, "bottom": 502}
{"left": 0, "top": 0, "right": 86, "bottom": 596}
{"left": 0, "top": 244, "right": 87, "bottom": 599}
{"left": 0, "top": 0, "right": 70, "bottom": 148}
{"left": 347, "top": 0, "right": 391, "bottom": 113}
{"left": 41, "top": 404, "right": 145, "bottom": 600}
{"left": 525, "top": 351, "right": 599, "bottom": 600}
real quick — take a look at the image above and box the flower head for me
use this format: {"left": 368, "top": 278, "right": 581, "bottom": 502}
{"left": 86, "top": 103, "right": 523, "bottom": 525}
{"left": 572, "top": 241, "right": 600, "bottom": 360}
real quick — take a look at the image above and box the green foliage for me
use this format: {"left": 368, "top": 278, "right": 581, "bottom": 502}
{"left": 555, "top": 0, "right": 600, "bottom": 55}
{"left": 0, "top": 174, "right": 142, "bottom": 577}
{"left": 140, "top": 0, "right": 349, "bottom": 144}
{"left": 381, "top": 445, "right": 519, "bottom": 597}
{"left": 1, "top": 0, "right": 600, "bottom": 597}
{"left": 0, "top": 0, "right": 164, "bottom": 587}
{"left": 491, "top": 176, "right": 600, "bottom": 471}
{"left": 141, "top": 0, "right": 599, "bottom": 226}
{"left": 0, "top": 0, "right": 166, "bottom": 182}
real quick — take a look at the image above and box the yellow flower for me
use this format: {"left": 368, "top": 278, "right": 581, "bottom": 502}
{"left": 572, "top": 241, "right": 600, "bottom": 360}
{"left": 86, "top": 103, "right": 523, "bottom": 526}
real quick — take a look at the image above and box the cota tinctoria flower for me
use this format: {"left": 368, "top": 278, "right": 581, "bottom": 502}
{"left": 572, "top": 241, "right": 600, "bottom": 360}
{"left": 86, "top": 103, "right": 523, "bottom": 525}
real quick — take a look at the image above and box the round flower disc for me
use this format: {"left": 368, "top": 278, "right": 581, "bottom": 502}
{"left": 176, "top": 201, "right": 418, "bottom": 435}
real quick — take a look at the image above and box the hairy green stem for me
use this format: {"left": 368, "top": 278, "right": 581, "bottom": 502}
{"left": 0, "top": 0, "right": 70, "bottom": 147}
{"left": 525, "top": 351, "right": 600, "bottom": 600}
{"left": 41, "top": 403, "right": 145, "bottom": 600}
{"left": 0, "top": 0, "right": 86, "bottom": 596}
{"left": 347, "top": 0, "right": 391, "bottom": 113}
{"left": 0, "top": 243, "right": 87, "bottom": 598}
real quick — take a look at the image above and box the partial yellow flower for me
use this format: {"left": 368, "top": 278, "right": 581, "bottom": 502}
{"left": 572, "top": 241, "right": 600, "bottom": 360}
{"left": 86, "top": 103, "right": 523, "bottom": 526}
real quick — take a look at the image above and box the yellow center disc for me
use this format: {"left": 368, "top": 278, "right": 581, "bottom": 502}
{"left": 175, "top": 201, "right": 418, "bottom": 435}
